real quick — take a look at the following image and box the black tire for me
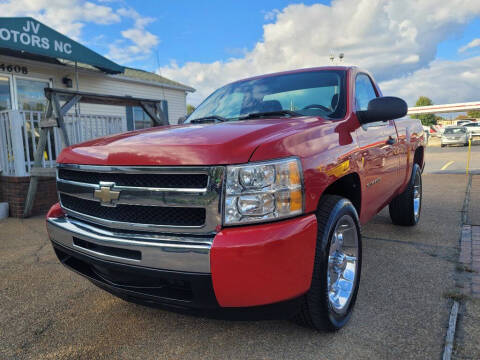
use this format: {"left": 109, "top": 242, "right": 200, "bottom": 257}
{"left": 294, "top": 195, "right": 362, "bottom": 331}
{"left": 441, "top": 144, "right": 446, "bottom": 148}
{"left": 389, "top": 163, "right": 422, "bottom": 226}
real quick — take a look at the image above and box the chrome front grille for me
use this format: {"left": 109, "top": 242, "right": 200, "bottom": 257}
{"left": 59, "top": 194, "right": 207, "bottom": 226}
{"left": 56, "top": 164, "right": 225, "bottom": 234}
{"left": 57, "top": 168, "right": 208, "bottom": 188}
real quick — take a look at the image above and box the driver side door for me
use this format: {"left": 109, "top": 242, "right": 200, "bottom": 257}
{"left": 354, "top": 73, "right": 400, "bottom": 218}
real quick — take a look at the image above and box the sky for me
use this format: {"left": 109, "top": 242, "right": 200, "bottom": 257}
{"left": 1, "top": 0, "right": 480, "bottom": 106}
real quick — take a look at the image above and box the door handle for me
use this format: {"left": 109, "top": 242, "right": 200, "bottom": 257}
{"left": 386, "top": 136, "right": 396, "bottom": 145}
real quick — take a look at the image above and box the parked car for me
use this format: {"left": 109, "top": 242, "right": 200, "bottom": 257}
{"left": 456, "top": 119, "right": 474, "bottom": 126}
{"left": 462, "top": 122, "right": 480, "bottom": 138}
{"left": 46, "top": 66, "right": 425, "bottom": 331}
{"left": 441, "top": 126, "right": 470, "bottom": 147}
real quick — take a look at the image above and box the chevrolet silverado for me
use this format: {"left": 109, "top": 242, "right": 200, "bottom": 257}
{"left": 46, "top": 66, "right": 425, "bottom": 331}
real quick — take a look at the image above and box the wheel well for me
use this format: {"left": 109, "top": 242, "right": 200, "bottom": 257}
{"left": 414, "top": 146, "right": 424, "bottom": 167}
{"left": 322, "top": 173, "right": 361, "bottom": 214}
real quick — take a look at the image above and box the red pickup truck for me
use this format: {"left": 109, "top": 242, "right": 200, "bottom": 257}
{"left": 46, "top": 66, "right": 425, "bottom": 331}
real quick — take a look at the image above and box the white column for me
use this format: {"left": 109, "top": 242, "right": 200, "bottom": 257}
{"left": 9, "top": 110, "right": 27, "bottom": 177}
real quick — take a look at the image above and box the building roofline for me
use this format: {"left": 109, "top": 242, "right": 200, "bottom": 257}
{"left": 118, "top": 67, "right": 195, "bottom": 92}
{"left": 0, "top": 52, "right": 195, "bottom": 93}
{"left": 109, "top": 73, "right": 196, "bottom": 93}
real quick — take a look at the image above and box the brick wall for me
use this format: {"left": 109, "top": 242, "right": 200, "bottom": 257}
{"left": 0, "top": 176, "right": 58, "bottom": 217}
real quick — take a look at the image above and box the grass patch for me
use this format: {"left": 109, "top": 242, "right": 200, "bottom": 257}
{"left": 443, "top": 290, "right": 468, "bottom": 302}
{"left": 456, "top": 264, "right": 476, "bottom": 273}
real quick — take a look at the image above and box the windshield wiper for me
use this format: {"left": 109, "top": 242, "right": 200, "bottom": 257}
{"left": 238, "top": 110, "right": 301, "bottom": 120}
{"left": 189, "top": 115, "right": 227, "bottom": 123}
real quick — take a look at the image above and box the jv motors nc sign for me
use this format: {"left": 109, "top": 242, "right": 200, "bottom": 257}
{"left": 0, "top": 18, "right": 72, "bottom": 56}
{"left": 0, "top": 17, "right": 124, "bottom": 74}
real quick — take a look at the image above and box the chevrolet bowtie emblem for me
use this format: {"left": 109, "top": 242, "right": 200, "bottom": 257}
{"left": 94, "top": 182, "right": 120, "bottom": 206}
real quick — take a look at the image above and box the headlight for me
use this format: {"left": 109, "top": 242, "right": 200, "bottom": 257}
{"left": 224, "top": 158, "right": 304, "bottom": 225}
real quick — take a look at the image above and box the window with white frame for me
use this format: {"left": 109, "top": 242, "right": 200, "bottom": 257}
{"left": 0, "top": 75, "right": 11, "bottom": 110}
{"left": 15, "top": 78, "right": 49, "bottom": 111}
{"left": 132, "top": 106, "right": 152, "bottom": 130}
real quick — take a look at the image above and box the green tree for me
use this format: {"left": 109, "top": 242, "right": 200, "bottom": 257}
{"left": 467, "top": 110, "right": 480, "bottom": 119}
{"left": 410, "top": 96, "right": 437, "bottom": 126}
{"left": 187, "top": 104, "right": 196, "bottom": 115}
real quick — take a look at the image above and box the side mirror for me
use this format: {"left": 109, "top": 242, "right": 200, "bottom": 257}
{"left": 357, "top": 96, "right": 408, "bottom": 124}
{"left": 177, "top": 116, "right": 187, "bottom": 124}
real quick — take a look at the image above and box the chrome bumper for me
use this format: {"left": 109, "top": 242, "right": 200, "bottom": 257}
{"left": 441, "top": 138, "right": 466, "bottom": 144}
{"left": 47, "top": 217, "right": 213, "bottom": 273}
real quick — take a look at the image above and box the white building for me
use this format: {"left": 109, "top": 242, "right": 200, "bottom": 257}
{"left": 0, "top": 53, "right": 194, "bottom": 129}
{"left": 0, "top": 17, "right": 195, "bottom": 216}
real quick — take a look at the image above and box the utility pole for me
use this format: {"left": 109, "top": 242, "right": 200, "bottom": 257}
{"left": 329, "top": 53, "right": 345, "bottom": 64}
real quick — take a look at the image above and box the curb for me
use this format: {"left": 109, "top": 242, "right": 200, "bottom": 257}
{"left": 443, "top": 301, "right": 460, "bottom": 360}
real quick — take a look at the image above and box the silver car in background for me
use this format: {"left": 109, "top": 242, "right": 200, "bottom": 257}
{"left": 441, "top": 126, "right": 470, "bottom": 147}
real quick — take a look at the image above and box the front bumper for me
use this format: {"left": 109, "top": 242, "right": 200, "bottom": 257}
{"left": 47, "top": 206, "right": 317, "bottom": 310}
{"left": 441, "top": 137, "right": 467, "bottom": 145}
{"left": 47, "top": 216, "right": 212, "bottom": 273}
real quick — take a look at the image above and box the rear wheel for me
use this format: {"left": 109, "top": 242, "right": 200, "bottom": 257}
{"left": 295, "top": 195, "right": 361, "bottom": 331}
{"left": 389, "top": 164, "right": 422, "bottom": 226}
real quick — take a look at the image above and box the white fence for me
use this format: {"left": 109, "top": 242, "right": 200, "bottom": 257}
{"left": 0, "top": 110, "right": 126, "bottom": 176}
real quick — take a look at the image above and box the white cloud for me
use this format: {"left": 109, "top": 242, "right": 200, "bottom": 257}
{"left": 0, "top": 0, "right": 158, "bottom": 64}
{"left": 106, "top": 7, "right": 159, "bottom": 64}
{"left": 0, "top": 0, "right": 121, "bottom": 40}
{"left": 263, "top": 9, "right": 280, "bottom": 21}
{"left": 380, "top": 56, "right": 480, "bottom": 105}
{"left": 159, "top": 0, "right": 480, "bottom": 105}
{"left": 459, "top": 38, "right": 480, "bottom": 53}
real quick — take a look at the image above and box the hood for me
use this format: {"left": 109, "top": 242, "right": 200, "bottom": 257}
{"left": 57, "top": 117, "right": 322, "bottom": 166}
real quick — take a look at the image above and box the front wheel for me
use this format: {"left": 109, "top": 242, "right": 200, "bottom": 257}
{"left": 295, "top": 195, "right": 362, "bottom": 331}
{"left": 389, "top": 163, "right": 422, "bottom": 226}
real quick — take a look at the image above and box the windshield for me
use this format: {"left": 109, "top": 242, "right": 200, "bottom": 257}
{"left": 187, "top": 70, "right": 346, "bottom": 122}
{"left": 444, "top": 127, "right": 466, "bottom": 134}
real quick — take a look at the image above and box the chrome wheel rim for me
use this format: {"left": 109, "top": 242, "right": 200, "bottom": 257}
{"left": 327, "top": 215, "right": 359, "bottom": 314}
{"left": 413, "top": 171, "right": 422, "bottom": 222}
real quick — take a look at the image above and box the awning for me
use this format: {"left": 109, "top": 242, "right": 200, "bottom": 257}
{"left": 0, "top": 17, "right": 124, "bottom": 74}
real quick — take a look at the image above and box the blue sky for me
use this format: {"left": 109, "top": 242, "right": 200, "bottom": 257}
{"left": 1, "top": 0, "right": 480, "bottom": 105}
{"left": 81, "top": 0, "right": 480, "bottom": 73}
{"left": 81, "top": 0, "right": 480, "bottom": 71}
{"left": 437, "top": 17, "right": 480, "bottom": 60}
{"left": 81, "top": 0, "right": 330, "bottom": 72}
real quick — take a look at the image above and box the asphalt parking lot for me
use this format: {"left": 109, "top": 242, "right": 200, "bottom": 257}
{"left": 1, "top": 159, "right": 479, "bottom": 359}
{"left": 424, "top": 138, "right": 480, "bottom": 174}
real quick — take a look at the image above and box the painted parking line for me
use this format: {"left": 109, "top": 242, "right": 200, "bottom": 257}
{"left": 441, "top": 161, "right": 455, "bottom": 171}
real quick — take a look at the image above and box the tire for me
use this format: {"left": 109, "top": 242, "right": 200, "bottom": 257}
{"left": 389, "top": 163, "right": 422, "bottom": 226}
{"left": 295, "top": 195, "right": 362, "bottom": 331}
{"left": 441, "top": 144, "right": 445, "bottom": 148}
